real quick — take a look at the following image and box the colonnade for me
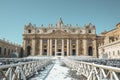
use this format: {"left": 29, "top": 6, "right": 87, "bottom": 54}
{"left": 38, "top": 39, "right": 79, "bottom": 56}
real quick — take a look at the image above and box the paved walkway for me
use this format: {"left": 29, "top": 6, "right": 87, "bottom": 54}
{"left": 45, "top": 59, "right": 71, "bottom": 80}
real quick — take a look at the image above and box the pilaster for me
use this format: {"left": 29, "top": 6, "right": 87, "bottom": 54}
{"left": 32, "top": 39, "right": 35, "bottom": 56}
{"left": 67, "top": 39, "right": 69, "bottom": 56}
{"left": 62, "top": 39, "right": 64, "bottom": 56}
{"left": 40, "top": 39, "right": 43, "bottom": 56}
{"left": 83, "top": 39, "right": 87, "bottom": 56}
{"left": 93, "top": 40, "right": 97, "bottom": 57}
{"left": 47, "top": 39, "right": 50, "bottom": 56}
{"left": 50, "top": 39, "right": 52, "bottom": 56}
{"left": 76, "top": 39, "right": 79, "bottom": 56}
{"left": 55, "top": 39, "right": 57, "bottom": 56}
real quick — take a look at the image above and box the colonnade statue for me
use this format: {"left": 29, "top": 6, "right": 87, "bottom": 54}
{"left": 10, "top": 47, "right": 19, "bottom": 58}
{"left": 101, "top": 48, "right": 108, "bottom": 58}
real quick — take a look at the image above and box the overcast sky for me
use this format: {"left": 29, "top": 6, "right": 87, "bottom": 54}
{"left": 0, "top": 0, "right": 120, "bottom": 44}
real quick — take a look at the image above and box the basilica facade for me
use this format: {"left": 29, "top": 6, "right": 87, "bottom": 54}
{"left": 23, "top": 18, "right": 97, "bottom": 57}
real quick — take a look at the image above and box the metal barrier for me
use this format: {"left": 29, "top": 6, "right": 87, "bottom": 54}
{"left": 64, "top": 58, "right": 120, "bottom": 80}
{"left": 0, "top": 58, "right": 52, "bottom": 80}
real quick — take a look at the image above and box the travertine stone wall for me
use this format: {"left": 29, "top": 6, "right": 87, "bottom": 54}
{"left": 98, "top": 23, "right": 120, "bottom": 59}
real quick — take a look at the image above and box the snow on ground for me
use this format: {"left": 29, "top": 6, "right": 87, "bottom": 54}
{"left": 45, "top": 59, "right": 71, "bottom": 80}
{"left": 28, "top": 57, "right": 72, "bottom": 80}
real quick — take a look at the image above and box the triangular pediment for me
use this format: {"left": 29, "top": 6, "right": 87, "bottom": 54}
{"left": 49, "top": 30, "right": 69, "bottom": 36}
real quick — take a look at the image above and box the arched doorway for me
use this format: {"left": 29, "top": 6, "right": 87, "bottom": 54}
{"left": 72, "top": 49, "right": 76, "bottom": 56}
{"left": 43, "top": 49, "right": 47, "bottom": 55}
{"left": 88, "top": 46, "right": 93, "bottom": 56}
{"left": 27, "top": 46, "right": 31, "bottom": 56}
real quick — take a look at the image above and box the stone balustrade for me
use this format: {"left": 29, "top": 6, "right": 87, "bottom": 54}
{"left": 64, "top": 58, "right": 120, "bottom": 80}
{"left": 67, "top": 56, "right": 120, "bottom": 68}
{"left": 0, "top": 38, "right": 21, "bottom": 47}
{"left": 0, "top": 57, "right": 52, "bottom": 80}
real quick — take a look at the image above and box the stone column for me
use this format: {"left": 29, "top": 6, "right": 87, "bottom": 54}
{"left": 67, "top": 39, "right": 69, "bottom": 56}
{"left": 50, "top": 39, "right": 52, "bottom": 56}
{"left": 62, "top": 39, "right": 64, "bottom": 56}
{"left": 83, "top": 39, "right": 87, "bottom": 56}
{"left": 55, "top": 39, "right": 57, "bottom": 56}
{"left": 23, "top": 40, "right": 27, "bottom": 56}
{"left": 93, "top": 40, "right": 97, "bottom": 57}
{"left": 70, "top": 39, "right": 72, "bottom": 55}
{"left": 76, "top": 39, "right": 79, "bottom": 56}
{"left": 47, "top": 39, "right": 50, "bottom": 56}
{"left": 40, "top": 39, "right": 43, "bottom": 56}
{"left": 32, "top": 39, "right": 35, "bottom": 56}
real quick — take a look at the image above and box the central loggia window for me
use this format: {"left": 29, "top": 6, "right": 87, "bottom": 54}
{"left": 28, "top": 29, "right": 31, "bottom": 33}
{"left": 88, "top": 29, "right": 91, "bottom": 33}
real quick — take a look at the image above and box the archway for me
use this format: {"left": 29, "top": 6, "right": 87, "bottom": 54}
{"left": 88, "top": 46, "right": 93, "bottom": 56}
{"left": 72, "top": 49, "right": 76, "bottom": 56}
{"left": 43, "top": 49, "right": 47, "bottom": 55}
{"left": 27, "top": 46, "right": 31, "bottom": 56}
